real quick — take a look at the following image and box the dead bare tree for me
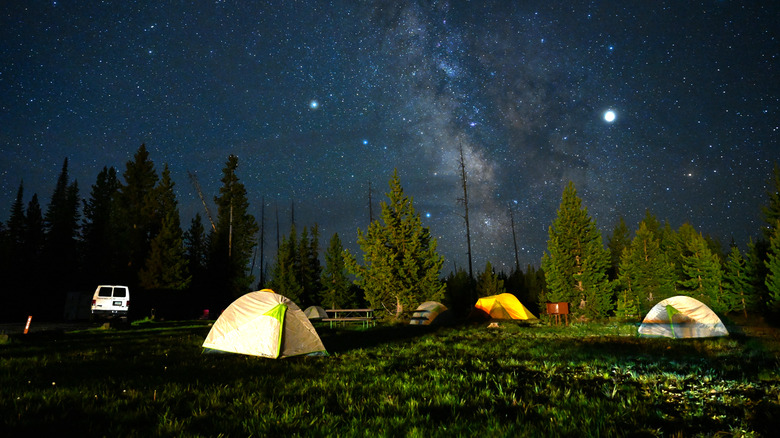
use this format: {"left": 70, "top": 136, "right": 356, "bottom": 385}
{"left": 457, "top": 142, "right": 474, "bottom": 284}
{"left": 187, "top": 171, "right": 216, "bottom": 232}
{"left": 510, "top": 207, "right": 520, "bottom": 272}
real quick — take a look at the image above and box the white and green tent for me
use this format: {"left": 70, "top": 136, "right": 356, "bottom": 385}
{"left": 202, "top": 289, "right": 327, "bottom": 358}
{"left": 638, "top": 295, "right": 728, "bottom": 338}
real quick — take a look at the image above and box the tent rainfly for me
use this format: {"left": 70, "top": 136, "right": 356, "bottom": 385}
{"left": 638, "top": 295, "right": 728, "bottom": 338}
{"left": 202, "top": 289, "right": 327, "bottom": 358}
{"left": 472, "top": 293, "right": 537, "bottom": 320}
{"left": 410, "top": 301, "right": 450, "bottom": 325}
{"left": 303, "top": 305, "right": 328, "bottom": 320}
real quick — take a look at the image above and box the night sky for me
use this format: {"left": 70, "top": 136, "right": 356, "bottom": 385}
{"left": 1, "top": 1, "right": 777, "bottom": 273}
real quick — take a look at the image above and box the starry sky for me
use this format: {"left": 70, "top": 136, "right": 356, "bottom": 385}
{"left": 1, "top": 1, "right": 778, "bottom": 274}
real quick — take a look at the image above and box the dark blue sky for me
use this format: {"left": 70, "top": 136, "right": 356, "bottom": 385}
{"left": 1, "top": 1, "right": 777, "bottom": 272}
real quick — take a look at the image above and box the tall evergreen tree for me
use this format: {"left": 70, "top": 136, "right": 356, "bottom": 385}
{"left": 184, "top": 213, "right": 208, "bottom": 286}
{"left": 81, "top": 166, "right": 121, "bottom": 282}
{"left": 208, "top": 155, "right": 259, "bottom": 304}
{"left": 138, "top": 165, "right": 190, "bottom": 290}
{"left": 346, "top": 169, "right": 445, "bottom": 318}
{"left": 618, "top": 222, "right": 676, "bottom": 316}
{"left": 476, "top": 261, "right": 506, "bottom": 297}
{"left": 722, "top": 244, "right": 755, "bottom": 317}
{"left": 444, "top": 268, "right": 474, "bottom": 318}
{"left": 268, "top": 224, "right": 303, "bottom": 302}
{"left": 607, "top": 216, "right": 631, "bottom": 280}
{"left": 2, "top": 183, "right": 27, "bottom": 316}
{"left": 6, "top": 182, "right": 26, "bottom": 253}
{"left": 765, "top": 221, "right": 780, "bottom": 314}
{"left": 296, "top": 225, "right": 322, "bottom": 307}
{"left": 5, "top": 183, "right": 26, "bottom": 285}
{"left": 761, "top": 163, "right": 780, "bottom": 239}
{"left": 117, "top": 144, "right": 159, "bottom": 285}
{"left": 320, "top": 232, "right": 354, "bottom": 309}
{"left": 541, "top": 181, "right": 614, "bottom": 319}
{"left": 677, "top": 231, "right": 725, "bottom": 313}
{"left": 23, "top": 195, "right": 45, "bottom": 291}
{"left": 43, "top": 158, "right": 81, "bottom": 298}
{"left": 745, "top": 238, "right": 770, "bottom": 313}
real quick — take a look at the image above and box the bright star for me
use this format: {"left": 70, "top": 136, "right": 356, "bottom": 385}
{"left": 604, "top": 110, "right": 616, "bottom": 122}
{"left": 309, "top": 100, "right": 319, "bottom": 110}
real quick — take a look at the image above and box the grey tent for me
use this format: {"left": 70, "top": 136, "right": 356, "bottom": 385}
{"left": 638, "top": 295, "right": 728, "bottom": 338}
{"left": 203, "top": 290, "right": 327, "bottom": 358}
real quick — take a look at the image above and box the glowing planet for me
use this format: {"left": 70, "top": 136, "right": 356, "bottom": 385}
{"left": 604, "top": 110, "right": 616, "bottom": 122}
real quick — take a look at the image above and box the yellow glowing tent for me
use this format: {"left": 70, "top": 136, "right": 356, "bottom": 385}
{"left": 473, "top": 293, "right": 537, "bottom": 320}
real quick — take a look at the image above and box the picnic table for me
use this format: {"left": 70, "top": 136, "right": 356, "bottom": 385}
{"left": 322, "top": 309, "right": 375, "bottom": 328}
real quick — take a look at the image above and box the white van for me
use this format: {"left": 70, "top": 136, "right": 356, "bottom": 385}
{"left": 91, "top": 285, "right": 130, "bottom": 319}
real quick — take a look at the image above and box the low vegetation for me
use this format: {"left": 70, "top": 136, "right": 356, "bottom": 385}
{"left": 2, "top": 320, "right": 779, "bottom": 437}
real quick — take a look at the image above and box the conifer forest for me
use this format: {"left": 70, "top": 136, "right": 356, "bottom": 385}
{"left": 1, "top": 143, "right": 779, "bottom": 325}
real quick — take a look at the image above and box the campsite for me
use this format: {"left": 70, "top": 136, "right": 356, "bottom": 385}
{"left": 2, "top": 314, "right": 779, "bottom": 437}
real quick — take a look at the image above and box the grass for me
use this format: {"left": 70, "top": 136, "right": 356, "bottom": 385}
{"left": 1, "top": 320, "right": 779, "bottom": 437}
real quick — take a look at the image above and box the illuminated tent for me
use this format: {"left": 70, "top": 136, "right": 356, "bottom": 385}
{"left": 638, "top": 295, "right": 728, "bottom": 338}
{"left": 410, "top": 301, "right": 451, "bottom": 325}
{"left": 203, "top": 289, "right": 327, "bottom": 358}
{"left": 303, "top": 305, "right": 328, "bottom": 320}
{"left": 472, "top": 293, "right": 537, "bottom": 320}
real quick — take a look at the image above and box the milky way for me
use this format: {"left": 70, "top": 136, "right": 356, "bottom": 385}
{"left": 1, "top": 1, "right": 777, "bottom": 274}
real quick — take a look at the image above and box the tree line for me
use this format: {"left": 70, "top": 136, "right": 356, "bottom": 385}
{"left": 1, "top": 143, "right": 779, "bottom": 324}
{"left": 540, "top": 167, "right": 780, "bottom": 322}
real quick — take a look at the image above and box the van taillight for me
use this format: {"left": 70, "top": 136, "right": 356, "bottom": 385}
{"left": 92, "top": 299, "right": 96, "bottom": 305}
{"left": 126, "top": 300, "right": 129, "bottom": 307}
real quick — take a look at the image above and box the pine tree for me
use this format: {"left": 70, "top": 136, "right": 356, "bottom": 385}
{"left": 541, "top": 181, "right": 614, "bottom": 319}
{"left": 184, "top": 214, "right": 208, "bottom": 284}
{"left": 5, "top": 183, "right": 26, "bottom": 286}
{"left": 765, "top": 220, "right": 780, "bottom": 314}
{"left": 117, "top": 145, "right": 159, "bottom": 284}
{"left": 81, "top": 166, "right": 121, "bottom": 282}
{"left": 209, "top": 155, "right": 259, "bottom": 304}
{"left": 677, "top": 231, "right": 725, "bottom": 313}
{"left": 346, "top": 169, "right": 445, "bottom": 318}
{"left": 722, "top": 245, "right": 754, "bottom": 317}
{"left": 43, "top": 158, "right": 81, "bottom": 296}
{"left": 607, "top": 216, "right": 631, "bottom": 280}
{"left": 3, "top": 183, "right": 28, "bottom": 315}
{"left": 444, "top": 268, "right": 474, "bottom": 318}
{"left": 618, "top": 222, "right": 676, "bottom": 315}
{"left": 268, "top": 224, "right": 303, "bottom": 302}
{"left": 745, "top": 238, "right": 770, "bottom": 312}
{"left": 761, "top": 163, "right": 780, "bottom": 239}
{"left": 320, "top": 232, "right": 354, "bottom": 309}
{"left": 138, "top": 165, "right": 190, "bottom": 290}
{"left": 476, "top": 261, "right": 506, "bottom": 297}
{"left": 7, "top": 182, "right": 26, "bottom": 252}
{"left": 296, "top": 225, "right": 322, "bottom": 307}
{"left": 23, "top": 194, "right": 45, "bottom": 288}
{"left": 614, "top": 289, "right": 640, "bottom": 320}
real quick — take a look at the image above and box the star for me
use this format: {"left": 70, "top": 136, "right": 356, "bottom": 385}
{"left": 309, "top": 100, "right": 319, "bottom": 110}
{"left": 604, "top": 110, "right": 616, "bottom": 123}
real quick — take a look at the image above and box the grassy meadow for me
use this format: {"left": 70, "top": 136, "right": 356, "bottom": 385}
{"left": 1, "top": 319, "right": 779, "bottom": 437}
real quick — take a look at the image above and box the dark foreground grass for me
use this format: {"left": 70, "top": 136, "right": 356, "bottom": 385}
{"left": 1, "top": 320, "right": 779, "bottom": 437}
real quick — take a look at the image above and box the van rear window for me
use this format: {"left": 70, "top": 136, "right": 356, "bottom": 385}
{"left": 113, "top": 288, "right": 127, "bottom": 297}
{"left": 98, "top": 287, "right": 113, "bottom": 297}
